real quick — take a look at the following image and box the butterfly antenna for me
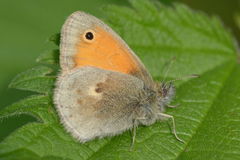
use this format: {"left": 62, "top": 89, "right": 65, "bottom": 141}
{"left": 161, "top": 56, "right": 176, "bottom": 84}
{"left": 165, "top": 74, "right": 200, "bottom": 84}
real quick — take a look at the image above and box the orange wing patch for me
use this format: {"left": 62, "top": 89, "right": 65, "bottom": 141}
{"left": 74, "top": 26, "right": 138, "bottom": 74}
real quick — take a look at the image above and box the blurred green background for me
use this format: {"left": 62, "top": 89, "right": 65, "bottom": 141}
{"left": 0, "top": 0, "right": 239, "bottom": 141}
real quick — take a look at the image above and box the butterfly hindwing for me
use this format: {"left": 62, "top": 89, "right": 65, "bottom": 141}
{"left": 54, "top": 67, "right": 146, "bottom": 142}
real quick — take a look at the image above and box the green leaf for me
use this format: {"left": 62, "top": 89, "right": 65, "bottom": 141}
{"left": 1, "top": 0, "right": 240, "bottom": 159}
{"left": 49, "top": 33, "right": 61, "bottom": 46}
{"left": 9, "top": 66, "right": 55, "bottom": 94}
{"left": 36, "top": 49, "right": 60, "bottom": 65}
{"left": 0, "top": 95, "right": 55, "bottom": 123}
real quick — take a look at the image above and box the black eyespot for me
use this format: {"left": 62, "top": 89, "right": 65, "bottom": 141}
{"left": 85, "top": 32, "right": 94, "bottom": 40}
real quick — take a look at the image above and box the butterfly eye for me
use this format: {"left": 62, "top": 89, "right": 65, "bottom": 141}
{"left": 83, "top": 30, "right": 95, "bottom": 42}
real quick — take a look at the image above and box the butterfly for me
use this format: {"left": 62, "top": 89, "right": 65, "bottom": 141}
{"left": 54, "top": 11, "right": 183, "bottom": 145}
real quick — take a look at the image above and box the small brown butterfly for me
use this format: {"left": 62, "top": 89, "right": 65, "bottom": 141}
{"left": 54, "top": 11, "right": 183, "bottom": 145}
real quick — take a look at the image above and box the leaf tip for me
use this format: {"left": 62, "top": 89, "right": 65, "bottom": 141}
{"left": 49, "top": 33, "right": 60, "bottom": 46}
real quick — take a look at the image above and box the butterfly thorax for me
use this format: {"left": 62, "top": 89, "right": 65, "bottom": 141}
{"left": 136, "top": 82, "right": 175, "bottom": 126}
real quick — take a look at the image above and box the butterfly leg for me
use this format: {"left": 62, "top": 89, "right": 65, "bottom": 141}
{"left": 166, "top": 104, "right": 179, "bottom": 108}
{"left": 130, "top": 121, "right": 137, "bottom": 151}
{"left": 158, "top": 113, "right": 184, "bottom": 143}
{"left": 130, "top": 117, "right": 147, "bottom": 150}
